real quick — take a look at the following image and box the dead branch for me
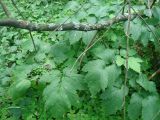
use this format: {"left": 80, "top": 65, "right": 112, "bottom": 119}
{"left": 0, "top": 14, "right": 137, "bottom": 31}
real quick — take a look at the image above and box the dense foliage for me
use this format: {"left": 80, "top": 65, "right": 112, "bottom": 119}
{"left": 0, "top": 0, "right": 160, "bottom": 119}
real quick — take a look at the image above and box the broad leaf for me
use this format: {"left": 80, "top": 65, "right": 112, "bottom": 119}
{"left": 43, "top": 69, "right": 83, "bottom": 118}
{"left": 136, "top": 74, "right": 156, "bottom": 93}
{"left": 82, "top": 31, "right": 97, "bottom": 45}
{"left": 39, "top": 70, "right": 61, "bottom": 85}
{"left": 101, "top": 86, "right": 128, "bottom": 115}
{"left": 130, "top": 20, "right": 142, "bottom": 41}
{"left": 50, "top": 42, "right": 74, "bottom": 64}
{"left": 9, "top": 80, "right": 31, "bottom": 99}
{"left": 68, "top": 31, "right": 82, "bottom": 44}
{"left": 83, "top": 60, "right": 120, "bottom": 95}
{"left": 142, "top": 96, "right": 160, "bottom": 120}
{"left": 116, "top": 55, "right": 125, "bottom": 66}
{"left": 152, "top": 7, "right": 160, "bottom": 20}
{"left": 128, "top": 93, "right": 143, "bottom": 120}
{"left": 128, "top": 57, "right": 143, "bottom": 73}
{"left": 92, "top": 47, "right": 115, "bottom": 64}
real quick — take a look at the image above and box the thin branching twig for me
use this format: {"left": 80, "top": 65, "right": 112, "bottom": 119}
{"left": 70, "top": 2, "right": 128, "bottom": 72}
{"left": 123, "top": 1, "right": 131, "bottom": 120}
{"left": 10, "top": 0, "right": 37, "bottom": 51}
{"left": 131, "top": 6, "right": 160, "bottom": 44}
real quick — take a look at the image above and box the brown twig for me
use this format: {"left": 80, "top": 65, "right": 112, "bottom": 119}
{"left": 0, "top": 0, "right": 11, "bottom": 17}
{"left": 122, "top": 0, "right": 127, "bottom": 15}
{"left": 10, "top": 0, "right": 36, "bottom": 51}
{"left": 131, "top": 6, "right": 160, "bottom": 42}
{"left": 149, "top": 68, "right": 160, "bottom": 80}
{"left": 70, "top": 3, "right": 132, "bottom": 72}
{"left": 78, "top": 31, "right": 98, "bottom": 67}
{"left": 123, "top": 0, "right": 131, "bottom": 120}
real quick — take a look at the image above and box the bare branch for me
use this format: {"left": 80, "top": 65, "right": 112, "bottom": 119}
{"left": 0, "top": 14, "right": 137, "bottom": 31}
{"left": 149, "top": 68, "right": 160, "bottom": 80}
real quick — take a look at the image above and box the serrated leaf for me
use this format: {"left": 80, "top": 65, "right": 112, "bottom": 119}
{"left": 85, "top": 69, "right": 108, "bottom": 96}
{"left": 142, "top": 96, "right": 160, "bottom": 120}
{"left": 101, "top": 86, "right": 128, "bottom": 115}
{"left": 82, "top": 59, "right": 105, "bottom": 72}
{"left": 83, "top": 60, "right": 120, "bottom": 96}
{"left": 130, "top": 21, "right": 142, "bottom": 41}
{"left": 128, "top": 57, "right": 143, "bottom": 73}
{"left": 39, "top": 70, "right": 61, "bottom": 85}
{"left": 136, "top": 74, "right": 156, "bottom": 93}
{"left": 43, "top": 69, "right": 82, "bottom": 118}
{"left": 105, "top": 64, "right": 121, "bottom": 86}
{"left": 93, "top": 48, "right": 115, "bottom": 64}
{"left": 12, "top": 64, "right": 35, "bottom": 81}
{"left": 128, "top": 93, "right": 143, "bottom": 120}
{"left": 83, "top": 60, "right": 107, "bottom": 95}
{"left": 50, "top": 42, "right": 74, "bottom": 64}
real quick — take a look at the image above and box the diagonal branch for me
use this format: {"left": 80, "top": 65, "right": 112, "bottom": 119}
{"left": 0, "top": 14, "right": 137, "bottom": 31}
{"left": 0, "top": 0, "right": 11, "bottom": 17}
{"left": 10, "top": 0, "right": 37, "bottom": 51}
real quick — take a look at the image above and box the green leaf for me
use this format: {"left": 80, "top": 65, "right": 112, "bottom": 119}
{"left": 95, "top": 6, "right": 108, "bottom": 18}
{"left": 86, "top": 16, "right": 97, "bottom": 23}
{"left": 105, "top": 64, "right": 121, "bottom": 86}
{"left": 128, "top": 57, "right": 143, "bottom": 73}
{"left": 130, "top": 20, "right": 142, "bottom": 41}
{"left": 76, "top": 10, "right": 87, "bottom": 20}
{"left": 35, "top": 52, "right": 46, "bottom": 62}
{"left": 82, "top": 59, "right": 105, "bottom": 72}
{"left": 83, "top": 60, "right": 107, "bottom": 95}
{"left": 129, "top": 49, "right": 137, "bottom": 56}
{"left": 83, "top": 60, "right": 120, "bottom": 96}
{"left": 152, "top": 7, "right": 160, "bottom": 20}
{"left": 89, "top": 0, "right": 102, "bottom": 5}
{"left": 92, "top": 47, "right": 115, "bottom": 64}
{"left": 39, "top": 70, "right": 61, "bottom": 85}
{"left": 116, "top": 55, "right": 125, "bottom": 66}
{"left": 140, "top": 28, "right": 150, "bottom": 46}
{"left": 101, "top": 86, "right": 128, "bottom": 115}
{"left": 142, "top": 96, "right": 160, "bottom": 120}
{"left": 9, "top": 80, "right": 31, "bottom": 99}
{"left": 43, "top": 69, "right": 82, "bottom": 118}
{"left": 136, "top": 74, "right": 156, "bottom": 93}
{"left": 120, "top": 49, "right": 126, "bottom": 58}
{"left": 68, "top": 31, "right": 82, "bottom": 44}
{"left": 84, "top": 69, "right": 108, "bottom": 96}
{"left": 21, "top": 39, "right": 34, "bottom": 52}
{"left": 12, "top": 64, "right": 35, "bottom": 81}
{"left": 65, "top": 1, "right": 79, "bottom": 11}
{"left": 128, "top": 93, "right": 143, "bottom": 120}
{"left": 82, "top": 31, "right": 97, "bottom": 45}
{"left": 50, "top": 42, "right": 74, "bottom": 64}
